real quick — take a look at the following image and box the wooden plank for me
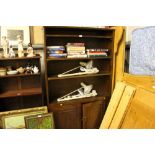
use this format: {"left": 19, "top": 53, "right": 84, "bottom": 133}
{"left": 100, "top": 82, "right": 126, "bottom": 129}
{"left": 123, "top": 73, "right": 155, "bottom": 93}
{"left": 109, "top": 85, "right": 136, "bottom": 129}
{"left": 121, "top": 87, "right": 155, "bottom": 129}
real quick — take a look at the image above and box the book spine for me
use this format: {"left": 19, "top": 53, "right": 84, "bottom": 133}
{"left": 88, "top": 55, "right": 107, "bottom": 58}
{"left": 47, "top": 50, "right": 64, "bottom": 54}
{"left": 67, "top": 51, "right": 85, "bottom": 54}
{"left": 48, "top": 53, "right": 67, "bottom": 57}
{"left": 67, "top": 54, "right": 87, "bottom": 58}
{"left": 66, "top": 43, "right": 85, "bottom": 46}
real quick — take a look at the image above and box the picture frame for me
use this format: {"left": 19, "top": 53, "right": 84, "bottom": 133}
{"left": 1, "top": 26, "right": 30, "bottom": 46}
{"left": 24, "top": 113, "right": 55, "bottom": 129}
{"left": 0, "top": 106, "right": 48, "bottom": 129}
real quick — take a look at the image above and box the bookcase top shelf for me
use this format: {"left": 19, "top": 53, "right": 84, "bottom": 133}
{"left": 44, "top": 26, "right": 115, "bottom": 31}
{"left": 46, "top": 34, "right": 113, "bottom": 39}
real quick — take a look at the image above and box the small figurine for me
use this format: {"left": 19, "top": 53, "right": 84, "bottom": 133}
{"left": 16, "top": 67, "right": 25, "bottom": 74}
{"left": 17, "top": 35, "right": 24, "bottom": 57}
{"left": 27, "top": 43, "right": 35, "bottom": 57}
{"left": 9, "top": 45, "right": 15, "bottom": 58}
{"left": 25, "top": 64, "right": 33, "bottom": 74}
{"left": 1, "top": 36, "right": 9, "bottom": 58}
{"left": 32, "top": 66, "right": 39, "bottom": 74}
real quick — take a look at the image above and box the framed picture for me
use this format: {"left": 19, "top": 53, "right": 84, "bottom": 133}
{"left": 24, "top": 113, "right": 55, "bottom": 129}
{"left": 1, "top": 26, "right": 30, "bottom": 46}
{"left": 0, "top": 106, "right": 48, "bottom": 129}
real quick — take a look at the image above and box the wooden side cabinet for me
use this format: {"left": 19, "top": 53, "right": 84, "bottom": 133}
{"left": 48, "top": 97, "right": 107, "bottom": 129}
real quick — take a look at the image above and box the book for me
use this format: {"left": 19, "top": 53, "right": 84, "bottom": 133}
{"left": 47, "top": 46, "right": 65, "bottom": 51}
{"left": 88, "top": 55, "right": 107, "bottom": 58}
{"left": 66, "top": 43, "right": 85, "bottom": 46}
{"left": 86, "top": 48, "right": 109, "bottom": 52}
{"left": 67, "top": 54, "right": 87, "bottom": 58}
{"left": 47, "top": 50, "right": 64, "bottom": 54}
{"left": 48, "top": 53, "right": 67, "bottom": 58}
{"left": 66, "top": 46, "right": 85, "bottom": 51}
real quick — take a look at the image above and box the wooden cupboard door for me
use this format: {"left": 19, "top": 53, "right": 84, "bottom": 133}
{"left": 83, "top": 101, "right": 106, "bottom": 129}
{"left": 48, "top": 102, "right": 82, "bottom": 129}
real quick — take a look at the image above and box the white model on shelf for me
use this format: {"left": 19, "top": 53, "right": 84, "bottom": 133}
{"left": 17, "top": 35, "right": 24, "bottom": 57}
{"left": 57, "top": 82, "right": 97, "bottom": 102}
{"left": 32, "top": 66, "right": 39, "bottom": 74}
{"left": 27, "top": 43, "right": 35, "bottom": 57}
{"left": 9, "top": 45, "right": 16, "bottom": 58}
{"left": 58, "top": 60, "right": 99, "bottom": 77}
{"left": 1, "top": 36, "right": 9, "bottom": 58}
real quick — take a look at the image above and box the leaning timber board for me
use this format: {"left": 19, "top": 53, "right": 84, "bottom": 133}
{"left": 100, "top": 82, "right": 126, "bottom": 129}
{"left": 109, "top": 85, "right": 136, "bottom": 129}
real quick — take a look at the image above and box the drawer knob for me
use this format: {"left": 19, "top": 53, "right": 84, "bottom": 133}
{"left": 60, "top": 104, "right": 63, "bottom": 106}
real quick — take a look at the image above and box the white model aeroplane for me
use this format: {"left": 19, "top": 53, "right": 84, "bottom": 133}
{"left": 58, "top": 60, "right": 99, "bottom": 77}
{"left": 57, "top": 82, "right": 97, "bottom": 102}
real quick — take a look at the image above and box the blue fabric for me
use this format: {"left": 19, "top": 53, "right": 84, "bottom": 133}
{"left": 129, "top": 26, "right": 155, "bottom": 75}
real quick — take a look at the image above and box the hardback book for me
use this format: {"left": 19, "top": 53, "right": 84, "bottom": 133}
{"left": 66, "top": 43, "right": 85, "bottom": 46}
{"left": 48, "top": 53, "right": 67, "bottom": 58}
{"left": 66, "top": 46, "right": 85, "bottom": 51}
{"left": 67, "top": 54, "right": 87, "bottom": 58}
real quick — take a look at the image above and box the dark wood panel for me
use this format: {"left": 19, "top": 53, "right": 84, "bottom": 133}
{"left": 48, "top": 102, "right": 82, "bottom": 129}
{"left": 0, "top": 87, "right": 42, "bottom": 98}
{"left": 0, "top": 95, "right": 43, "bottom": 112}
{"left": 82, "top": 100, "right": 106, "bottom": 129}
{"left": 46, "top": 37, "right": 112, "bottom": 50}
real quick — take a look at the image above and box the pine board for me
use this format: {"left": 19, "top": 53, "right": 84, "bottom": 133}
{"left": 100, "top": 82, "right": 126, "bottom": 129}
{"left": 109, "top": 85, "right": 136, "bottom": 129}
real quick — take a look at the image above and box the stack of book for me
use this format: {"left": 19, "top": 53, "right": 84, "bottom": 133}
{"left": 66, "top": 43, "right": 87, "bottom": 58}
{"left": 86, "top": 49, "right": 108, "bottom": 58}
{"left": 47, "top": 46, "right": 67, "bottom": 58}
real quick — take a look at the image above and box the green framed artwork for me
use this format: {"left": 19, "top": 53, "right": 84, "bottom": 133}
{"left": 0, "top": 106, "right": 48, "bottom": 129}
{"left": 24, "top": 113, "right": 55, "bottom": 129}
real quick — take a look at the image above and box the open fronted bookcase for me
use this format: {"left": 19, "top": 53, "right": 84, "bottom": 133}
{"left": 44, "top": 26, "right": 115, "bottom": 129}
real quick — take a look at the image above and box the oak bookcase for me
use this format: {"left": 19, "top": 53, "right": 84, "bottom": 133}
{"left": 44, "top": 26, "right": 115, "bottom": 129}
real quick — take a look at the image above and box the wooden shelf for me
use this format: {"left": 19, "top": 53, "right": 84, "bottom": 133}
{"left": 0, "top": 56, "right": 41, "bottom": 61}
{"left": 49, "top": 96, "right": 106, "bottom": 104}
{"left": 46, "top": 34, "right": 112, "bottom": 39}
{"left": 0, "top": 88, "right": 42, "bottom": 98}
{"left": 0, "top": 73, "right": 40, "bottom": 78}
{"left": 44, "top": 26, "right": 115, "bottom": 31}
{"left": 48, "top": 72, "right": 111, "bottom": 81}
{"left": 0, "top": 44, "right": 44, "bottom": 50}
{"left": 47, "top": 56, "right": 111, "bottom": 61}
